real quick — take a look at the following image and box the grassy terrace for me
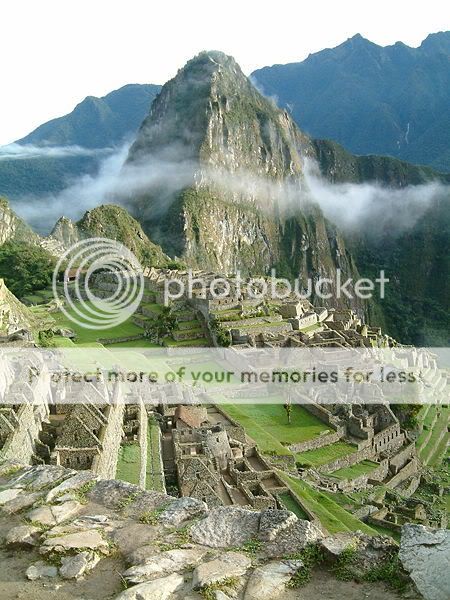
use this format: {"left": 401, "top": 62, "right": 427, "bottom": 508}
{"left": 295, "top": 441, "right": 357, "bottom": 467}
{"left": 330, "top": 459, "right": 379, "bottom": 480}
{"left": 278, "top": 491, "right": 309, "bottom": 520}
{"left": 416, "top": 405, "right": 437, "bottom": 447}
{"left": 116, "top": 442, "right": 141, "bottom": 486}
{"left": 418, "top": 406, "right": 450, "bottom": 465}
{"left": 278, "top": 473, "right": 377, "bottom": 535}
{"left": 140, "top": 302, "right": 164, "bottom": 313}
{"left": 164, "top": 337, "right": 209, "bottom": 347}
{"left": 106, "top": 339, "right": 160, "bottom": 348}
{"left": 298, "top": 323, "right": 322, "bottom": 334}
{"left": 221, "top": 401, "right": 330, "bottom": 456}
{"left": 235, "top": 320, "right": 287, "bottom": 331}
{"left": 50, "top": 301, "right": 144, "bottom": 344}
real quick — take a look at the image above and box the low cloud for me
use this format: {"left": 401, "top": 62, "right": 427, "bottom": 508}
{"left": 0, "top": 143, "right": 112, "bottom": 160}
{"left": 10, "top": 139, "right": 448, "bottom": 240}
{"left": 13, "top": 144, "right": 196, "bottom": 234}
{"left": 302, "top": 159, "right": 447, "bottom": 236}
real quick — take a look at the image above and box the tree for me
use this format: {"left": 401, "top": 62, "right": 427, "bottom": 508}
{"left": 0, "top": 241, "right": 57, "bottom": 299}
{"left": 284, "top": 392, "right": 292, "bottom": 425}
{"left": 144, "top": 306, "right": 176, "bottom": 343}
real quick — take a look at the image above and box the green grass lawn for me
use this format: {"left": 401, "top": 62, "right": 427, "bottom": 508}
{"left": 278, "top": 491, "right": 309, "bottom": 520}
{"left": 419, "top": 407, "right": 449, "bottom": 464}
{"left": 429, "top": 432, "right": 449, "bottom": 467}
{"left": 279, "top": 472, "right": 377, "bottom": 535}
{"left": 51, "top": 301, "right": 144, "bottom": 344}
{"left": 116, "top": 442, "right": 141, "bottom": 486}
{"left": 295, "top": 441, "right": 357, "bottom": 467}
{"left": 163, "top": 338, "right": 209, "bottom": 347}
{"left": 140, "top": 302, "right": 164, "bottom": 315}
{"left": 106, "top": 339, "right": 160, "bottom": 348}
{"left": 221, "top": 402, "right": 329, "bottom": 457}
{"left": 330, "top": 459, "right": 379, "bottom": 480}
{"left": 416, "top": 406, "right": 437, "bottom": 448}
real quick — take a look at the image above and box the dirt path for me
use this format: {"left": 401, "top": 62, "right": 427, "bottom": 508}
{"left": 284, "top": 567, "right": 414, "bottom": 599}
{"left": 0, "top": 547, "right": 125, "bottom": 600}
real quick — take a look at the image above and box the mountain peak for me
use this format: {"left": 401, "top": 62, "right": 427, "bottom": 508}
{"left": 186, "top": 50, "right": 239, "bottom": 68}
{"left": 420, "top": 31, "right": 450, "bottom": 54}
{"left": 341, "top": 33, "right": 378, "bottom": 50}
{"left": 127, "top": 50, "right": 302, "bottom": 169}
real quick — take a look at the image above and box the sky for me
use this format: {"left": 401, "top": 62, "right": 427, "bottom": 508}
{"left": 0, "top": 0, "right": 448, "bottom": 145}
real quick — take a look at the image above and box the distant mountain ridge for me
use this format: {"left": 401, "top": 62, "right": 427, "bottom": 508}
{"left": 17, "top": 83, "right": 161, "bottom": 149}
{"left": 252, "top": 31, "right": 450, "bottom": 172}
{"left": 0, "top": 42, "right": 448, "bottom": 344}
{"left": 0, "top": 84, "right": 161, "bottom": 199}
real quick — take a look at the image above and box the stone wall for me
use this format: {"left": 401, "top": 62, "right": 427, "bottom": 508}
{"left": 315, "top": 445, "right": 374, "bottom": 474}
{"left": 0, "top": 403, "right": 49, "bottom": 464}
{"left": 390, "top": 442, "right": 416, "bottom": 475}
{"left": 301, "top": 403, "right": 340, "bottom": 429}
{"left": 138, "top": 402, "right": 148, "bottom": 489}
{"left": 331, "top": 460, "right": 389, "bottom": 493}
{"left": 91, "top": 385, "right": 125, "bottom": 479}
{"left": 386, "top": 458, "right": 420, "bottom": 490}
{"left": 372, "top": 424, "right": 404, "bottom": 454}
{"left": 100, "top": 334, "right": 145, "bottom": 345}
{"left": 288, "top": 430, "right": 343, "bottom": 454}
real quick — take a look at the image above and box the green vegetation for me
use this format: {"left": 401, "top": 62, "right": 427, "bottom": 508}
{"left": 75, "top": 204, "right": 169, "bottom": 267}
{"left": 231, "top": 539, "right": 263, "bottom": 556}
{"left": 199, "top": 577, "right": 240, "bottom": 600}
{"left": 139, "top": 507, "right": 166, "bottom": 525}
{"left": 279, "top": 473, "right": 377, "bottom": 535}
{"left": 144, "top": 306, "right": 176, "bottom": 342}
{"left": 332, "top": 546, "right": 409, "bottom": 592}
{"left": 221, "top": 402, "right": 329, "bottom": 456}
{"left": 0, "top": 240, "right": 57, "bottom": 298}
{"left": 285, "top": 543, "right": 325, "bottom": 587}
{"left": 278, "top": 491, "right": 309, "bottom": 520}
{"left": 417, "top": 406, "right": 449, "bottom": 465}
{"left": 330, "top": 460, "right": 379, "bottom": 480}
{"left": 116, "top": 443, "right": 141, "bottom": 486}
{"left": 295, "top": 441, "right": 356, "bottom": 467}
{"left": 51, "top": 301, "right": 144, "bottom": 344}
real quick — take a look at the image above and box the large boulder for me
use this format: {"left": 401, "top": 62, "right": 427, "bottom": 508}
{"left": 264, "top": 519, "right": 323, "bottom": 557}
{"left": 258, "top": 509, "right": 297, "bottom": 542}
{"left": 40, "top": 528, "right": 110, "bottom": 555}
{"left": 158, "top": 497, "right": 208, "bottom": 527}
{"left": 1, "top": 490, "right": 44, "bottom": 514}
{"left": 111, "top": 522, "right": 160, "bottom": 558}
{"left": 192, "top": 551, "right": 251, "bottom": 589}
{"left": 87, "top": 479, "right": 171, "bottom": 515}
{"left": 244, "top": 560, "right": 303, "bottom": 600}
{"left": 26, "top": 561, "right": 58, "bottom": 581}
{"left": 7, "top": 465, "right": 73, "bottom": 491}
{"left": 399, "top": 524, "right": 450, "bottom": 600}
{"left": 114, "top": 573, "right": 184, "bottom": 600}
{"left": 59, "top": 551, "right": 100, "bottom": 579}
{"left": 191, "top": 507, "right": 260, "bottom": 548}
{"left": 124, "top": 547, "right": 207, "bottom": 584}
{"left": 5, "top": 525, "right": 40, "bottom": 548}
{"left": 26, "top": 500, "right": 83, "bottom": 527}
{"left": 0, "top": 488, "right": 23, "bottom": 505}
{"left": 45, "top": 470, "right": 97, "bottom": 502}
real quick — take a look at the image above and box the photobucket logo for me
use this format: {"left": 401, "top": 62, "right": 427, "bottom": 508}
{"left": 164, "top": 269, "right": 389, "bottom": 305}
{"left": 52, "top": 238, "right": 144, "bottom": 330}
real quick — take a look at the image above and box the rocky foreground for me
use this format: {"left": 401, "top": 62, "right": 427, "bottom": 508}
{"left": 0, "top": 462, "right": 448, "bottom": 600}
